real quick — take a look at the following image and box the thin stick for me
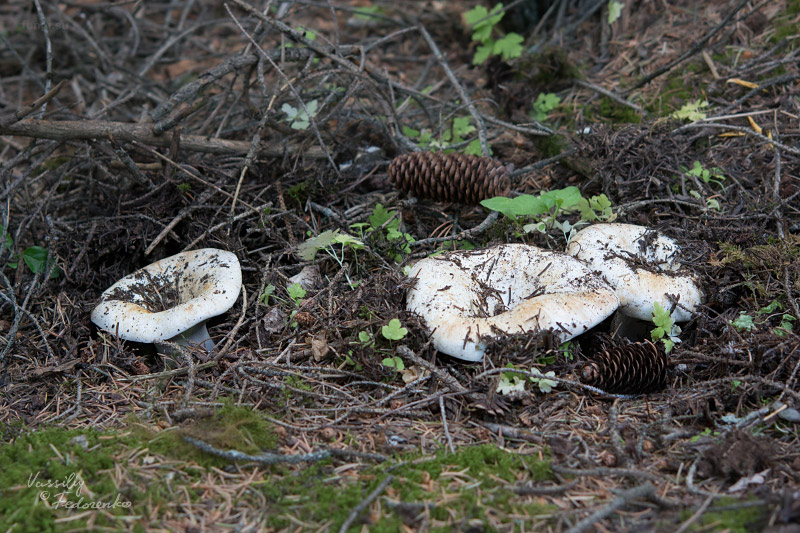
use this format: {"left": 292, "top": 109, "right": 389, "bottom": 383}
{"left": 0, "top": 119, "right": 328, "bottom": 159}
{"left": 565, "top": 483, "right": 655, "bottom": 533}
{"left": 338, "top": 475, "right": 394, "bottom": 533}
{"left": 0, "top": 80, "right": 66, "bottom": 128}
{"left": 439, "top": 396, "right": 455, "bottom": 454}
{"left": 575, "top": 79, "right": 644, "bottom": 114}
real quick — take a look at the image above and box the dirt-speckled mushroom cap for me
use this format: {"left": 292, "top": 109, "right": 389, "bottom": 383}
{"left": 91, "top": 249, "right": 242, "bottom": 344}
{"left": 406, "top": 244, "right": 620, "bottom": 362}
{"left": 566, "top": 223, "right": 703, "bottom": 322}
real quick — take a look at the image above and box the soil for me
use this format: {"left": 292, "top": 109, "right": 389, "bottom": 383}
{"left": 1, "top": 0, "right": 799, "bottom": 531}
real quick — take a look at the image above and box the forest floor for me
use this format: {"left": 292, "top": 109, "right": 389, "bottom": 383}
{"left": 1, "top": 0, "right": 799, "bottom": 531}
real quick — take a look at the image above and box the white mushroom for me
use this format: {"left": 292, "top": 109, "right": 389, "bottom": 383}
{"left": 407, "top": 244, "right": 620, "bottom": 362}
{"left": 566, "top": 223, "right": 703, "bottom": 322}
{"left": 91, "top": 249, "right": 242, "bottom": 352}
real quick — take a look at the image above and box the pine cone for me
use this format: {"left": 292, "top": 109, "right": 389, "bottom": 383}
{"left": 580, "top": 341, "right": 667, "bottom": 394}
{"left": 388, "top": 152, "right": 510, "bottom": 204}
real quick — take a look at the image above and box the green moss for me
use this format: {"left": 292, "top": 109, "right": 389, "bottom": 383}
{"left": 679, "top": 497, "right": 766, "bottom": 532}
{"left": 533, "top": 133, "right": 568, "bottom": 158}
{"left": 138, "top": 400, "right": 278, "bottom": 468}
{"left": 0, "top": 426, "right": 144, "bottom": 532}
{"left": 264, "top": 443, "right": 554, "bottom": 531}
{"left": 586, "top": 97, "right": 642, "bottom": 124}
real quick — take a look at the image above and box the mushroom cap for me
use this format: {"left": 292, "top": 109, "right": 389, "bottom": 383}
{"left": 566, "top": 223, "right": 703, "bottom": 322}
{"left": 407, "top": 244, "right": 620, "bottom": 362}
{"left": 91, "top": 249, "right": 242, "bottom": 343}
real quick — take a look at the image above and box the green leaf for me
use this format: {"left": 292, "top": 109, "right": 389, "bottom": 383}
{"left": 532, "top": 92, "right": 561, "bottom": 122}
{"left": 464, "top": 139, "right": 484, "bottom": 156}
{"left": 607, "top": 0, "right": 624, "bottom": 24}
{"left": 381, "top": 318, "right": 408, "bottom": 340}
{"left": 287, "top": 283, "right": 307, "bottom": 303}
{"left": 464, "top": 3, "right": 504, "bottom": 43}
{"left": 23, "top": 246, "right": 58, "bottom": 278}
{"left": 775, "top": 314, "right": 795, "bottom": 337}
{"left": 1, "top": 225, "right": 13, "bottom": 250}
{"left": 758, "top": 300, "right": 781, "bottom": 314}
{"left": 402, "top": 126, "right": 420, "bottom": 138}
{"left": 671, "top": 100, "right": 708, "bottom": 122}
{"left": 369, "top": 203, "right": 393, "bottom": 229}
{"left": 382, "top": 356, "right": 405, "bottom": 371}
{"left": 731, "top": 312, "right": 755, "bottom": 331}
{"left": 296, "top": 230, "right": 363, "bottom": 261}
{"left": 473, "top": 43, "right": 493, "bottom": 65}
{"left": 354, "top": 5, "right": 383, "bottom": 20}
{"left": 260, "top": 284, "right": 276, "bottom": 305}
{"left": 529, "top": 369, "right": 558, "bottom": 393}
{"left": 283, "top": 99, "right": 319, "bottom": 130}
{"left": 493, "top": 32, "right": 523, "bottom": 61}
{"left": 498, "top": 371, "right": 526, "bottom": 395}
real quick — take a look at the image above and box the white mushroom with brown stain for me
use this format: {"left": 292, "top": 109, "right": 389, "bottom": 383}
{"left": 91, "top": 248, "right": 242, "bottom": 353}
{"left": 566, "top": 223, "right": 703, "bottom": 322}
{"left": 406, "top": 244, "right": 620, "bottom": 362}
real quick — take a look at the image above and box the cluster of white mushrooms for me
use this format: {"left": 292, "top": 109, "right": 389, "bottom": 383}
{"left": 407, "top": 223, "right": 703, "bottom": 362}
{"left": 90, "top": 224, "right": 702, "bottom": 366}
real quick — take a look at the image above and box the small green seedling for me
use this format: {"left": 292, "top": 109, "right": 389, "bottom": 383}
{"left": 529, "top": 368, "right": 558, "bottom": 394}
{"left": 731, "top": 312, "right": 755, "bottom": 331}
{"left": 531, "top": 93, "right": 561, "bottom": 123}
{"left": 381, "top": 318, "right": 408, "bottom": 341}
{"left": 608, "top": 0, "right": 624, "bottom": 24}
{"left": 651, "top": 302, "right": 681, "bottom": 353}
{"left": 357, "top": 330, "right": 374, "bottom": 348}
{"left": 671, "top": 100, "right": 708, "bottom": 122}
{"left": 281, "top": 99, "right": 319, "bottom": 130}
{"left": 365, "top": 204, "right": 414, "bottom": 262}
{"left": 176, "top": 183, "right": 191, "bottom": 194}
{"left": 498, "top": 367, "right": 526, "bottom": 395}
{"left": 464, "top": 3, "right": 524, "bottom": 65}
{"left": 382, "top": 356, "right": 405, "bottom": 372}
{"left": 1, "top": 226, "right": 60, "bottom": 278}
{"left": 259, "top": 283, "right": 277, "bottom": 305}
{"left": 577, "top": 193, "right": 616, "bottom": 222}
{"left": 689, "top": 427, "right": 720, "bottom": 443}
{"left": 296, "top": 229, "right": 364, "bottom": 264}
{"left": 287, "top": 283, "right": 307, "bottom": 305}
{"left": 684, "top": 160, "right": 725, "bottom": 188}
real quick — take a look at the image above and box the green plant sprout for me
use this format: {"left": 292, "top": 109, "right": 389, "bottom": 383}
{"left": 683, "top": 160, "right": 726, "bottom": 188}
{"left": 402, "top": 118, "right": 486, "bottom": 156}
{"left": 381, "top": 355, "right": 405, "bottom": 372}
{"left": 259, "top": 283, "right": 277, "bottom": 305}
{"left": 577, "top": 194, "right": 616, "bottom": 222}
{"left": 531, "top": 93, "right": 561, "bottom": 123}
{"left": 1, "top": 225, "right": 60, "bottom": 278}
{"left": 297, "top": 229, "right": 364, "bottom": 266}
{"left": 464, "top": 3, "right": 524, "bottom": 65}
{"left": 381, "top": 319, "right": 408, "bottom": 341}
{"left": 497, "top": 366, "right": 526, "bottom": 395}
{"left": 651, "top": 302, "right": 681, "bottom": 353}
{"left": 364, "top": 204, "right": 415, "bottom": 262}
{"left": 481, "top": 187, "right": 616, "bottom": 241}
{"left": 608, "top": 0, "right": 624, "bottom": 24}
{"left": 731, "top": 300, "right": 796, "bottom": 337}
{"left": 529, "top": 368, "right": 558, "bottom": 393}
{"left": 356, "top": 330, "right": 375, "bottom": 348}
{"left": 287, "top": 283, "right": 306, "bottom": 306}
{"left": 281, "top": 99, "right": 319, "bottom": 130}
{"left": 671, "top": 100, "right": 708, "bottom": 122}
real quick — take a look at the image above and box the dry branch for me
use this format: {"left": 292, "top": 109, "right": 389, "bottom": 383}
{"left": 0, "top": 119, "right": 327, "bottom": 159}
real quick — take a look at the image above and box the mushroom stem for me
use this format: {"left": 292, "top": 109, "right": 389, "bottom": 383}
{"left": 156, "top": 322, "right": 214, "bottom": 354}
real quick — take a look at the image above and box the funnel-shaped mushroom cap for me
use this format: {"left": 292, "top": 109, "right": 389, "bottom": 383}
{"left": 566, "top": 223, "right": 703, "bottom": 322}
{"left": 407, "top": 244, "right": 620, "bottom": 362}
{"left": 91, "top": 249, "right": 241, "bottom": 347}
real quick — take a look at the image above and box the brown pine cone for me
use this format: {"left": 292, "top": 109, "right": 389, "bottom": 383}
{"left": 580, "top": 340, "right": 668, "bottom": 394}
{"left": 388, "top": 152, "right": 510, "bottom": 204}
